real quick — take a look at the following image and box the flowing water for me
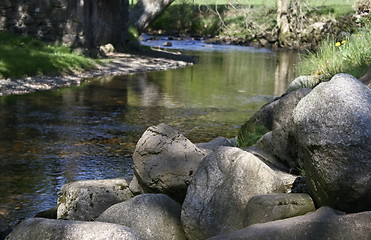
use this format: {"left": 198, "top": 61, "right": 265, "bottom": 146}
{"left": 0, "top": 40, "right": 299, "bottom": 226}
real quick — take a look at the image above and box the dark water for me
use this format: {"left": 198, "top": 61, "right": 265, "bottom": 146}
{"left": 0, "top": 46, "right": 299, "bottom": 226}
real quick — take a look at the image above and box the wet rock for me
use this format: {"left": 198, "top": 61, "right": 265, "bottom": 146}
{"left": 132, "top": 123, "right": 208, "bottom": 202}
{"left": 57, "top": 178, "right": 133, "bottom": 221}
{"left": 292, "top": 73, "right": 371, "bottom": 212}
{"left": 0, "top": 219, "right": 11, "bottom": 240}
{"left": 244, "top": 193, "right": 315, "bottom": 226}
{"left": 208, "top": 207, "right": 371, "bottom": 240}
{"left": 181, "top": 147, "right": 293, "bottom": 240}
{"left": 163, "top": 41, "right": 173, "bottom": 47}
{"left": 5, "top": 218, "right": 143, "bottom": 240}
{"left": 97, "top": 193, "right": 186, "bottom": 240}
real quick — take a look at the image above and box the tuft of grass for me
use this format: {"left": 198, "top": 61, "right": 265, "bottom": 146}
{"left": 298, "top": 24, "right": 371, "bottom": 81}
{"left": 237, "top": 118, "right": 269, "bottom": 148}
{"left": 0, "top": 31, "right": 95, "bottom": 79}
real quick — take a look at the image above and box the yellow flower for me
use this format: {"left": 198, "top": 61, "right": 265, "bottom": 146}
{"left": 341, "top": 40, "right": 347, "bottom": 44}
{"left": 335, "top": 42, "right": 341, "bottom": 47}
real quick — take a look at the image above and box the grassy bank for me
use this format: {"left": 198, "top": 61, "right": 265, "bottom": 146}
{"left": 0, "top": 31, "right": 95, "bottom": 79}
{"left": 148, "top": 0, "right": 355, "bottom": 38}
{"left": 298, "top": 23, "right": 371, "bottom": 80}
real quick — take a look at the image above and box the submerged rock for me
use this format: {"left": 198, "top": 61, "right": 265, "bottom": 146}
{"left": 181, "top": 147, "right": 294, "bottom": 240}
{"left": 57, "top": 178, "right": 133, "bottom": 221}
{"left": 96, "top": 193, "right": 186, "bottom": 240}
{"left": 132, "top": 123, "right": 208, "bottom": 202}
{"left": 292, "top": 73, "right": 371, "bottom": 212}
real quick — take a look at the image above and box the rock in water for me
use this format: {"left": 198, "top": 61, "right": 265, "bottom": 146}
{"left": 57, "top": 178, "right": 133, "bottom": 221}
{"left": 132, "top": 123, "right": 208, "bottom": 202}
{"left": 292, "top": 73, "right": 371, "bottom": 212}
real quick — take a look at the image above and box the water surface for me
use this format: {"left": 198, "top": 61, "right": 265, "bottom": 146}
{"left": 0, "top": 46, "right": 299, "bottom": 225}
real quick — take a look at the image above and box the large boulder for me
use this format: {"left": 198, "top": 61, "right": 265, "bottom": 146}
{"left": 181, "top": 147, "right": 295, "bottom": 240}
{"left": 5, "top": 218, "right": 143, "bottom": 240}
{"left": 132, "top": 123, "right": 209, "bottom": 202}
{"left": 57, "top": 178, "right": 133, "bottom": 221}
{"left": 244, "top": 193, "right": 315, "bottom": 226}
{"left": 292, "top": 73, "right": 371, "bottom": 212}
{"left": 271, "top": 88, "right": 311, "bottom": 170}
{"left": 96, "top": 193, "right": 186, "bottom": 240}
{"left": 208, "top": 207, "right": 371, "bottom": 240}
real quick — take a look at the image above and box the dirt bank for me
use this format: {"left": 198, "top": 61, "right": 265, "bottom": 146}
{"left": 0, "top": 49, "right": 194, "bottom": 96}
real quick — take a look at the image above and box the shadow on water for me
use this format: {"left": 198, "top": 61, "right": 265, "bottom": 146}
{"left": 0, "top": 47, "right": 299, "bottom": 226}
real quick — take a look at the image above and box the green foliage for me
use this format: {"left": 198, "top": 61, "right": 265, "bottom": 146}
{"left": 237, "top": 118, "right": 269, "bottom": 148}
{"left": 0, "top": 31, "right": 95, "bottom": 79}
{"left": 298, "top": 24, "right": 371, "bottom": 81}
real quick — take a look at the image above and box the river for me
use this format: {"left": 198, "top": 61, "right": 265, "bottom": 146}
{"left": 0, "top": 39, "right": 299, "bottom": 226}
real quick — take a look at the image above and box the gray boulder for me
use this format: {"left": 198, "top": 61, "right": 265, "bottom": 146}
{"left": 196, "top": 137, "right": 235, "bottom": 151}
{"left": 271, "top": 88, "right": 311, "bottom": 170}
{"left": 244, "top": 193, "right": 315, "bottom": 226}
{"left": 57, "top": 178, "right": 133, "bottom": 221}
{"left": 132, "top": 123, "right": 208, "bottom": 202}
{"left": 181, "top": 147, "right": 294, "bottom": 240}
{"left": 97, "top": 193, "right": 186, "bottom": 240}
{"left": 292, "top": 73, "right": 371, "bottom": 212}
{"left": 208, "top": 207, "right": 371, "bottom": 240}
{"left": 5, "top": 218, "right": 143, "bottom": 240}
{"left": 286, "top": 75, "right": 319, "bottom": 93}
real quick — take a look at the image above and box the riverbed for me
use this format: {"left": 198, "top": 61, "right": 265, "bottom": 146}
{"left": 0, "top": 40, "right": 299, "bottom": 226}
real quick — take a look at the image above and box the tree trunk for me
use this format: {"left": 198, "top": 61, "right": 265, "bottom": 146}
{"left": 129, "top": 0, "right": 176, "bottom": 33}
{"left": 83, "top": 0, "right": 129, "bottom": 54}
{"left": 277, "top": 0, "right": 290, "bottom": 43}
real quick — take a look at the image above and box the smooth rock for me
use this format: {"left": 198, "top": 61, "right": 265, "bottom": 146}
{"left": 292, "top": 73, "right": 371, "bottom": 212}
{"left": 5, "top": 218, "right": 143, "bottom": 240}
{"left": 208, "top": 207, "right": 371, "bottom": 240}
{"left": 181, "top": 147, "right": 291, "bottom": 240}
{"left": 57, "top": 178, "right": 133, "bottom": 221}
{"left": 195, "top": 137, "right": 235, "bottom": 151}
{"left": 97, "top": 193, "right": 186, "bottom": 240}
{"left": 244, "top": 193, "right": 315, "bottom": 226}
{"left": 133, "top": 123, "right": 208, "bottom": 202}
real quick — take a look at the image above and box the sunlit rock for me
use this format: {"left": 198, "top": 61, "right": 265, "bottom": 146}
{"left": 208, "top": 207, "right": 371, "bottom": 240}
{"left": 181, "top": 146, "right": 294, "bottom": 240}
{"left": 132, "top": 123, "right": 209, "bottom": 202}
{"left": 57, "top": 178, "right": 133, "bottom": 221}
{"left": 97, "top": 193, "right": 186, "bottom": 240}
{"left": 6, "top": 218, "right": 143, "bottom": 240}
{"left": 244, "top": 193, "right": 315, "bottom": 226}
{"left": 293, "top": 73, "right": 371, "bottom": 212}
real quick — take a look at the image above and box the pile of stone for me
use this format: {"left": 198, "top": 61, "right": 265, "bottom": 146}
{"left": 5, "top": 74, "right": 371, "bottom": 240}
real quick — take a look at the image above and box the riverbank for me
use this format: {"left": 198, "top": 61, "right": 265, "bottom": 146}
{"left": 0, "top": 49, "right": 194, "bottom": 96}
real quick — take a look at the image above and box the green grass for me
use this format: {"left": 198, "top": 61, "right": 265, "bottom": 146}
{"left": 0, "top": 31, "right": 95, "bottom": 79}
{"left": 147, "top": 0, "right": 355, "bottom": 38}
{"left": 237, "top": 118, "right": 269, "bottom": 148}
{"left": 298, "top": 24, "right": 371, "bottom": 80}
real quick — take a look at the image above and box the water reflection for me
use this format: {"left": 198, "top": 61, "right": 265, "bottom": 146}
{"left": 0, "top": 49, "right": 299, "bottom": 225}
